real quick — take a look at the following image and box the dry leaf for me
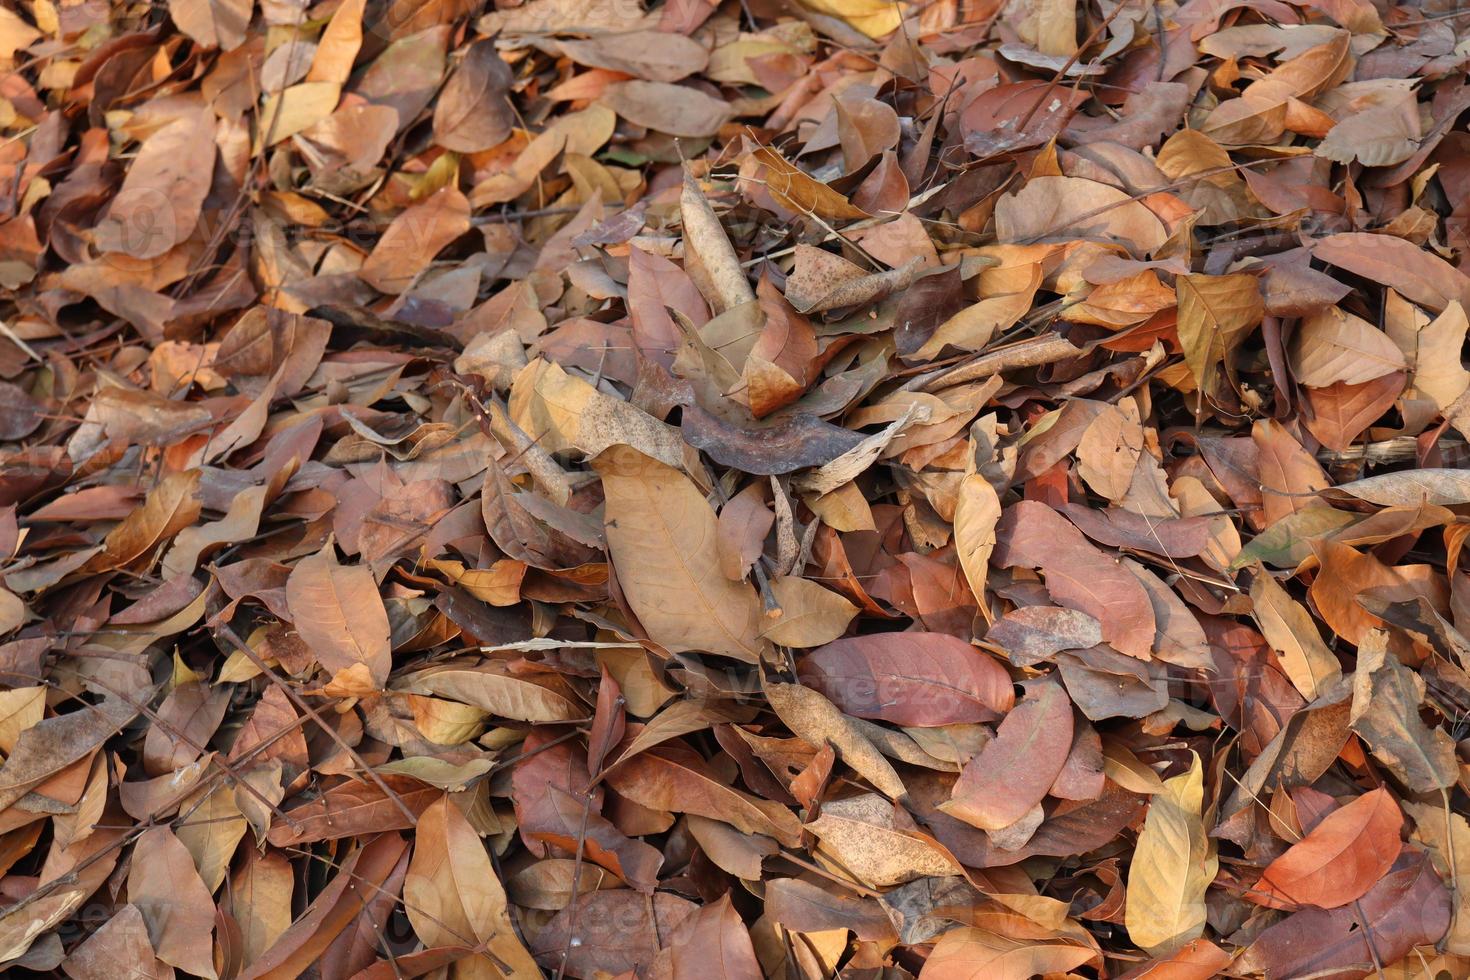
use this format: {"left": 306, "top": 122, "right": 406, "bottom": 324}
{"left": 285, "top": 540, "right": 392, "bottom": 688}
{"left": 595, "top": 445, "right": 766, "bottom": 661}
{"left": 1124, "top": 754, "right": 1215, "bottom": 955}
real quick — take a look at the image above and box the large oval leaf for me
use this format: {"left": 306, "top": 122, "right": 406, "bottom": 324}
{"left": 594, "top": 445, "right": 766, "bottom": 662}
{"left": 798, "top": 633, "right": 1013, "bottom": 726}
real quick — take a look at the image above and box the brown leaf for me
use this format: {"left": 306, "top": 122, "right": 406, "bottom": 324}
{"left": 560, "top": 30, "right": 708, "bottom": 82}
{"left": 602, "top": 80, "right": 730, "bottom": 137}
{"left": 627, "top": 245, "right": 709, "bottom": 369}
{"left": 1175, "top": 273, "right": 1264, "bottom": 397}
{"left": 804, "top": 792, "right": 963, "bottom": 887}
{"left": 985, "top": 606, "right": 1104, "bottom": 666}
{"left": 93, "top": 110, "right": 216, "bottom": 259}
{"left": 83, "top": 468, "right": 202, "bottom": 574}
{"left": 168, "top": 0, "right": 250, "bottom": 49}
{"left": 0, "top": 699, "right": 137, "bottom": 812}
{"left": 532, "top": 891, "right": 697, "bottom": 977}
{"left": 1237, "top": 850, "right": 1450, "bottom": 977}
{"left": 1251, "top": 419, "right": 1329, "bottom": 526}
{"left": 680, "top": 406, "right": 866, "bottom": 475}
{"left": 764, "top": 679, "right": 905, "bottom": 799}
{"left": 358, "top": 187, "right": 471, "bottom": 294}
{"left": 1349, "top": 629, "right": 1458, "bottom": 794}
{"left": 923, "top": 926, "right": 1099, "bottom": 979}
{"left": 595, "top": 445, "right": 766, "bottom": 662}
{"left": 128, "top": 826, "right": 218, "bottom": 978}
{"left": 529, "top": 784, "right": 663, "bottom": 892}
{"left": 62, "top": 904, "right": 171, "bottom": 980}
{"left": 798, "top": 632, "right": 1014, "bottom": 726}
{"left": 432, "top": 39, "right": 515, "bottom": 152}
{"left": 1303, "top": 372, "right": 1405, "bottom": 451}
{"left": 993, "top": 501, "right": 1157, "bottom": 659}
{"left": 285, "top": 541, "right": 392, "bottom": 688}
{"left": 603, "top": 742, "right": 802, "bottom": 846}
{"left": 646, "top": 893, "right": 761, "bottom": 980}
{"left": 239, "top": 833, "right": 407, "bottom": 980}
{"left": 750, "top": 146, "right": 869, "bottom": 220}
{"left": 1313, "top": 232, "right": 1470, "bottom": 312}
{"left": 267, "top": 775, "right": 440, "bottom": 846}
{"left": 404, "top": 795, "right": 540, "bottom": 976}
{"left": 941, "top": 679, "right": 1073, "bottom": 831}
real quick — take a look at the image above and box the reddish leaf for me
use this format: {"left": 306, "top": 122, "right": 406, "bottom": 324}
{"left": 941, "top": 679, "right": 1074, "bottom": 831}
{"left": 798, "top": 632, "right": 1014, "bottom": 726}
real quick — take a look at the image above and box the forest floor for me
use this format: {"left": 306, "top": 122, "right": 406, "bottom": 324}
{"left": 2, "top": 0, "right": 1470, "bottom": 976}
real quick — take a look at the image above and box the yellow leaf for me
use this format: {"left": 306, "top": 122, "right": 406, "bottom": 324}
{"left": 0, "top": 686, "right": 43, "bottom": 756}
{"left": 953, "top": 474, "right": 1000, "bottom": 608}
{"left": 1124, "top": 752, "right": 1215, "bottom": 955}
{"left": 1249, "top": 569, "right": 1342, "bottom": 700}
{"left": 795, "top": 0, "right": 906, "bottom": 38}
{"left": 761, "top": 576, "right": 858, "bottom": 648}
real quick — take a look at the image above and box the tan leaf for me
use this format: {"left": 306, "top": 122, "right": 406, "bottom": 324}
{"left": 404, "top": 795, "right": 540, "bottom": 978}
{"left": 804, "top": 793, "right": 962, "bottom": 887}
{"left": 1291, "top": 306, "right": 1408, "bottom": 386}
{"left": 395, "top": 662, "right": 584, "bottom": 723}
{"left": 93, "top": 112, "right": 217, "bottom": 259}
{"left": 603, "top": 742, "right": 803, "bottom": 846}
{"left": 128, "top": 826, "right": 218, "bottom": 978}
{"left": 1251, "top": 418, "right": 1329, "bottom": 526}
{"left": 358, "top": 187, "right": 471, "bottom": 294}
{"left": 1388, "top": 296, "right": 1470, "bottom": 411}
{"left": 761, "top": 577, "right": 858, "bottom": 648}
{"left": 1250, "top": 569, "right": 1342, "bottom": 701}
{"left": 1349, "top": 629, "right": 1458, "bottom": 794}
{"left": 750, "top": 146, "right": 868, "bottom": 220}
{"left": 167, "top": 0, "right": 250, "bottom": 50}
{"left": 764, "top": 680, "right": 906, "bottom": 799}
{"left": 953, "top": 474, "right": 1001, "bottom": 606}
{"left": 923, "top": 926, "right": 1099, "bottom": 979}
{"left": 559, "top": 30, "right": 707, "bottom": 82}
{"left": 233, "top": 850, "right": 294, "bottom": 968}
{"left": 1175, "top": 273, "right": 1264, "bottom": 397}
{"left": 602, "top": 80, "right": 731, "bottom": 137}
{"left": 996, "top": 176, "right": 1168, "bottom": 255}
{"left": 284, "top": 541, "right": 392, "bottom": 688}
{"left": 595, "top": 445, "right": 766, "bottom": 662}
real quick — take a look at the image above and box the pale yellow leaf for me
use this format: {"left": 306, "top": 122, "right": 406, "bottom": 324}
{"left": 1124, "top": 752, "right": 1215, "bottom": 955}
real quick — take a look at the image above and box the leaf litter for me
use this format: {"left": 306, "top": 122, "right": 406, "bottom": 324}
{"left": 1, "top": 0, "right": 1469, "bottom": 976}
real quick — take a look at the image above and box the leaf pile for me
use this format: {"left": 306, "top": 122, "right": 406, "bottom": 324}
{"left": 2, "top": 0, "right": 1470, "bottom": 976}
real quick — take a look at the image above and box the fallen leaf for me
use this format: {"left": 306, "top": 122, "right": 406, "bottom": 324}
{"left": 1251, "top": 787, "right": 1402, "bottom": 909}
{"left": 595, "top": 445, "right": 765, "bottom": 662}
{"left": 285, "top": 541, "right": 392, "bottom": 688}
{"left": 1124, "top": 754, "right": 1215, "bottom": 956}
{"left": 799, "top": 633, "right": 1014, "bottom": 726}
{"left": 993, "top": 501, "right": 1157, "bottom": 659}
{"left": 941, "top": 678, "right": 1073, "bottom": 831}
{"left": 403, "top": 795, "right": 541, "bottom": 977}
